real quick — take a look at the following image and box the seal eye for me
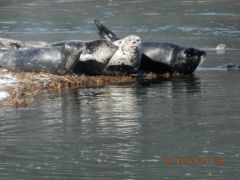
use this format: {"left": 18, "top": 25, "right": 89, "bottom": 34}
{"left": 184, "top": 48, "right": 195, "bottom": 58}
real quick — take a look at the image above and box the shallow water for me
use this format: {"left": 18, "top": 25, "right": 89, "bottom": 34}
{"left": 0, "top": 0, "right": 240, "bottom": 179}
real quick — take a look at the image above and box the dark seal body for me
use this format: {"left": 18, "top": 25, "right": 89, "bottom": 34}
{"left": 0, "top": 44, "right": 82, "bottom": 75}
{"left": 94, "top": 19, "right": 206, "bottom": 74}
{"left": 141, "top": 42, "right": 206, "bottom": 74}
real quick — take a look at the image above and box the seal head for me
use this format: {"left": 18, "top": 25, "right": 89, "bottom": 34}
{"left": 172, "top": 48, "right": 206, "bottom": 74}
{"left": 104, "top": 35, "right": 142, "bottom": 74}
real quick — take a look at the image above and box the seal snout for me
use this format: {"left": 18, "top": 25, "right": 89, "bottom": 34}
{"left": 184, "top": 48, "right": 206, "bottom": 59}
{"left": 126, "top": 35, "right": 141, "bottom": 49}
{"left": 132, "top": 37, "right": 141, "bottom": 45}
{"left": 132, "top": 38, "right": 141, "bottom": 48}
{"left": 199, "top": 50, "right": 206, "bottom": 65}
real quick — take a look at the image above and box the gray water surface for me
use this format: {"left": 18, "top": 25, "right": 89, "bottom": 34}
{"left": 0, "top": 0, "right": 240, "bottom": 179}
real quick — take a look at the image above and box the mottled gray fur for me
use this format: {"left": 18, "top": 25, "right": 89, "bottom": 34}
{"left": 0, "top": 44, "right": 82, "bottom": 75}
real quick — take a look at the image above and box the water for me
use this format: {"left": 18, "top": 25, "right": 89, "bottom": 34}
{"left": 0, "top": 0, "right": 240, "bottom": 179}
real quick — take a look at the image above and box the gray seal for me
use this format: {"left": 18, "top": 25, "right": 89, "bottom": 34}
{"left": 0, "top": 43, "right": 82, "bottom": 75}
{"left": 94, "top": 19, "right": 206, "bottom": 74}
{"left": 0, "top": 39, "right": 119, "bottom": 75}
{"left": 0, "top": 36, "right": 141, "bottom": 75}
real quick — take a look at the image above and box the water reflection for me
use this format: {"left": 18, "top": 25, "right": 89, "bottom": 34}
{"left": 0, "top": 74, "right": 239, "bottom": 179}
{"left": 17, "top": 78, "right": 201, "bottom": 178}
{"left": 44, "top": 86, "right": 143, "bottom": 135}
{"left": 35, "top": 76, "right": 203, "bottom": 152}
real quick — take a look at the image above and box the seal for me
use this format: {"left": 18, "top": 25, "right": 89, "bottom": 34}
{"left": 104, "top": 35, "right": 142, "bottom": 74}
{"left": 0, "top": 36, "right": 141, "bottom": 75}
{"left": 215, "top": 44, "right": 226, "bottom": 54}
{"left": 0, "top": 39, "right": 119, "bottom": 75}
{"left": 94, "top": 19, "right": 206, "bottom": 74}
{"left": 0, "top": 43, "right": 83, "bottom": 75}
{"left": 140, "top": 42, "right": 206, "bottom": 74}
{"left": 50, "top": 40, "right": 119, "bottom": 75}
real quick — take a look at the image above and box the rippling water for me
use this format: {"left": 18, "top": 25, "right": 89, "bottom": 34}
{"left": 0, "top": 0, "right": 240, "bottom": 179}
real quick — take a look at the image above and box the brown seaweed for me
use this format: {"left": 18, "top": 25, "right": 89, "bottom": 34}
{"left": 0, "top": 68, "right": 172, "bottom": 108}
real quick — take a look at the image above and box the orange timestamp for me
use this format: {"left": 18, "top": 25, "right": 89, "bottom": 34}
{"left": 164, "top": 156, "right": 224, "bottom": 165}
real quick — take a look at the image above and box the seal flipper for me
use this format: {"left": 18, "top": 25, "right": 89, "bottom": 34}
{"left": 140, "top": 54, "right": 172, "bottom": 73}
{"left": 94, "top": 19, "right": 119, "bottom": 42}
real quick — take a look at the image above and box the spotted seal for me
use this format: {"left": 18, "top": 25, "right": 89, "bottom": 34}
{"left": 104, "top": 35, "right": 142, "bottom": 74}
{"left": 94, "top": 19, "right": 206, "bottom": 74}
{"left": 50, "top": 40, "right": 118, "bottom": 75}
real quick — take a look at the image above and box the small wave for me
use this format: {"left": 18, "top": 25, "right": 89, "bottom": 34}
{"left": 27, "top": 3, "right": 49, "bottom": 6}
{"left": 202, "top": 47, "right": 240, "bottom": 51}
{"left": 0, "top": 21, "right": 16, "bottom": 24}
{"left": 1, "top": 27, "right": 95, "bottom": 34}
{"left": 177, "top": 26, "right": 240, "bottom": 37}
{"left": 103, "top": 12, "right": 114, "bottom": 17}
{"left": 142, "top": 12, "right": 160, "bottom": 16}
{"left": 197, "top": 63, "right": 240, "bottom": 71}
{"left": 185, "top": 12, "right": 240, "bottom": 17}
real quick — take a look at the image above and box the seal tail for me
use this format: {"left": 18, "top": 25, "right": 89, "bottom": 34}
{"left": 94, "top": 19, "right": 120, "bottom": 42}
{"left": 0, "top": 37, "right": 23, "bottom": 49}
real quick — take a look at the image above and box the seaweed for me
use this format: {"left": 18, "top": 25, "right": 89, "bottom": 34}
{"left": 0, "top": 68, "right": 175, "bottom": 108}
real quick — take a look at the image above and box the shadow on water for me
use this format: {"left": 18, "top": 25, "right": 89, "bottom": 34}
{"left": 136, "top": 75, "right": 202, "bottom": 95}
